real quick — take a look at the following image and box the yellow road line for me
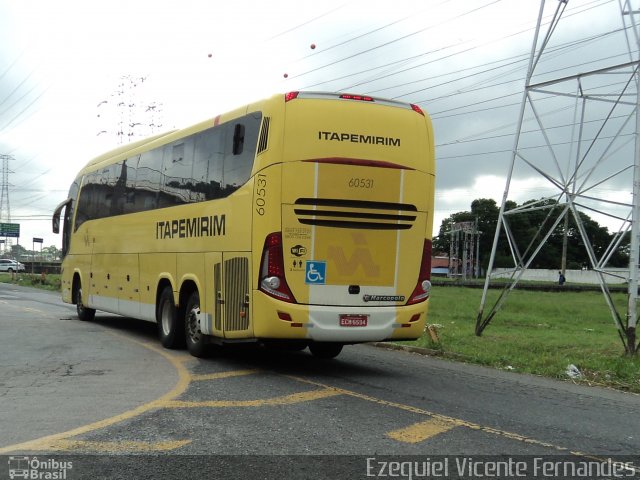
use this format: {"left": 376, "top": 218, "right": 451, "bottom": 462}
{"left": 0, "top": 333, "right": 191, "bottom": 454}
{"left": 44, "top": 439, "right": 191, "bottom": 453}
{"left": 22, "top": 307, "right": 47, "bottom": 315}
{"left": 162, "top": 387, "right": 342, "bottom": 408}
{"left": 386, "top": 419, "right": 455, "bottom": 444}
{"left": 286, "top": 374, "right": 574, "bottom": 454}
{"left": 191, "top": 369, "right": 260, "bottom": 381}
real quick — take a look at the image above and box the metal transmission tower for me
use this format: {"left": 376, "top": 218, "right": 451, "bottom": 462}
{"left": 448, "top": 221, "right": 481, "bottom": 280}
{"left": 97, "top": 75, "right": 164, "bottom": 144}
{"left": 0, "top": 154, "right": 13, "bottom": 251}
{"left": 476, "top": 0, "right": 640, "bottom": 355}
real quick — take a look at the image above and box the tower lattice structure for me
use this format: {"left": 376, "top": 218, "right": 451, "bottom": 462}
{"left": 0, "top": 154, "right": 13, "bottom": 251}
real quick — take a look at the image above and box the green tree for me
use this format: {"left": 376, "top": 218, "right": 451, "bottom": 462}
{"left": 435, "top": 198, "right": 630, "bottom": 272}
{"left": 9, "top": 243, "right": 27, "bottom": 259}
{"left": 42, "top": 245, "right": 62, "bottom": 261}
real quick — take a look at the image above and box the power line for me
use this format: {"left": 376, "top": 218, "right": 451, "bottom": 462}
{"left": 289, "top": 0, "right": 504, "bottom": 81}
{"left": 437, "top": 132, "right": 635, "bottom": 160}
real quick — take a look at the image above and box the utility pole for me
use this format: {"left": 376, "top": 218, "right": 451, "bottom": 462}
{"left": 0, "top": 154, "right": 13, "bottom": 253}
{"left": 448, "top": 221, "right": 481, "bottom": 280}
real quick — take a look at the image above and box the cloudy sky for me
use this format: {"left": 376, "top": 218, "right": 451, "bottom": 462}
{"left": 0, "top": 0, "right": 634, "bottom": 250}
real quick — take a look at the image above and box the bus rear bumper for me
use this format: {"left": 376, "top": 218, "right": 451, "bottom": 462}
{"left": 253, "top": 292, "right": 428, "bottom": 343}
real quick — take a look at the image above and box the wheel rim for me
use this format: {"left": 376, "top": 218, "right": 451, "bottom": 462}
{"left": 161, "top": 302, "right": 172, "bottom": 336}
{"left": 186, "top": 305, "right": 202, "bottom": 343}
{"left": 77, "top": 288, "right": 85, "bottom": 314}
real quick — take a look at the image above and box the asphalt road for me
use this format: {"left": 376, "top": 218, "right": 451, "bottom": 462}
{"left": 0, "top": 282, "right": 638, "bottom": 479}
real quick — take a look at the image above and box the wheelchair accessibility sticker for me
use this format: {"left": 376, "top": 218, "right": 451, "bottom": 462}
{"left": 305, "top": 261, "right": 326, "bottom": 285}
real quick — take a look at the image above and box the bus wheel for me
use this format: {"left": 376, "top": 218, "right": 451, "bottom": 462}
{"left": 75, "top": 284, "right": 95, "bottom": 321}
{"left": 309, "top": 342, "right": 343, "bottom": 359}
{"left": 158, "top": 287, "right": 185, "bottom": 349}
{"left": 185, "top": 291, "right": 209, "bottom": 358}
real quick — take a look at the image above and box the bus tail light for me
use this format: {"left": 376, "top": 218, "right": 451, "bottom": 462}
{"left": 406, "top": 239, "right": 432, "bottom": 305}
{"left": 259, "top": 232, "right": 296, "bottom": 303}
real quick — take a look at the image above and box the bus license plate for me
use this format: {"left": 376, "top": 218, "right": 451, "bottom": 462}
{"left": 339, "top": 314, "right": 368, "bottom": 327}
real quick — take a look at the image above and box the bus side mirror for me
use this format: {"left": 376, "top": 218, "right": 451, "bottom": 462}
{"left": 233, "top": 124, "right": 245, "bottom": 155}
{"left": 52, "top": 198, "right": 71, "bottom": 234}
{"left": 52, "top": 214, "right": 60, "bottom": 234}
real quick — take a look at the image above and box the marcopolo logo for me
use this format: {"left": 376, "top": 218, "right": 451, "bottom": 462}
{"left": 8, "top": 456, "right": 73, "bottom": 479}
{"left": 363, "top": 294, "right": 405, "bottom": 303}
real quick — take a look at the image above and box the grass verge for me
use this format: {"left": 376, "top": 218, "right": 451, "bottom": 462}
{"left": 401, "top": 285, "right": 639, "bottom": 393}
{"left": 0, "top": 272, "right": 61, "bottom": 291}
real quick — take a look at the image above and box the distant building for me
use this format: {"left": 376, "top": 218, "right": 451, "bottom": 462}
{"left": 431, "top": 256, "right": 449, "bottom": 277}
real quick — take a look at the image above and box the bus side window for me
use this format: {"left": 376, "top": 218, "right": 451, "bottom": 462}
{"left": 75, "top": 171, "right": 100, "bottom": 230}
{"left": 123, "top": 155, "right": 139, "bottom": 215}
{"left": 63, "top": 180, "right": 79, "bottom": 253}
{"left": 223, "top": 112, "right": 261, "bottom": 195}
{"left": 102, "top": 165, "right": 116, "bottom": 215}
{"left": 110, "top": 162, "right": 127, "bottom": 216}
{"left": 135, "top": 149, "right": 163, "bottom": 211}
{"left": 193, "top": 127, "right": 223, "bottom": 201}
{"left": 160, "top": 139, "right": 195, "bottom": 207}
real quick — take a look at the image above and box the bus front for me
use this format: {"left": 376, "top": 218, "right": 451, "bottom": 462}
{"left": 252, "top": 92, "right": 435, "bottom": 357}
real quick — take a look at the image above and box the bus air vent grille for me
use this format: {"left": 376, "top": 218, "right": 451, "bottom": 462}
{"left": 224, "top": 257, "right": 250, "bottom": 331}
{"left": 294, "top": 198, "right": 417, "bottom": 230}
{"left": 257, "top": 117, "right": 270, "bottom": 154}
{"left": 214, "top": 262, "right": 222, "bottom": 332}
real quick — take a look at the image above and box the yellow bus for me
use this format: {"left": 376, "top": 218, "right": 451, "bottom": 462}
{"left": 53, "top": 91, "right": 435, "bottom": 359}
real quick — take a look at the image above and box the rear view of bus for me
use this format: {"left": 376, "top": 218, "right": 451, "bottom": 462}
{"left": 254, "top": 92, "right": 435, "bottom": 358}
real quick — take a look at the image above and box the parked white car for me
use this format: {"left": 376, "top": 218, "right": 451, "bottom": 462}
{"left": 0, "top": 259, "right": 25, "bottom": 272}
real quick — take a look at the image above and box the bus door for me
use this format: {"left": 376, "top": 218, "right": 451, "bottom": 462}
{"left": 210, "top": 253, "right": 253, "bottom": 339}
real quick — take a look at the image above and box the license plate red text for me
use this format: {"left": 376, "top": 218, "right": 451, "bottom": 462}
{"left": 339, "top": 314, "right": 368, "bottom": 327}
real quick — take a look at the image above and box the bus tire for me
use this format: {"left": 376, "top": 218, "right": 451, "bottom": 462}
{"left": 309, "top": 342, "right": 343, "bottom": 359}
{"left": 158, "top": 287, "right": 185, "bottom": 349}
{"left": 185, "top": 291, "right": 209, "bottom": 358}
{"left": 75, "top": 283, "right": 95, "bottom": 321}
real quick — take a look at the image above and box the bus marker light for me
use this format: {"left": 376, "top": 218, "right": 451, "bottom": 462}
{"left": 277, "top": 311, "right": 292, "bottom": 321}
{"left": 284, "top": 92, "right": 299, "bottom": 102}
{"left": 340, "top": 94, "right": 374, "bottom": 102}
{"left": 291, "top": 323, "right": 303, "bottom": 328}
{"left": 411, "top": 104, "right": 425, "bottom": 116}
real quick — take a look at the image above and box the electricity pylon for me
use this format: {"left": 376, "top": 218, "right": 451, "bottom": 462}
{"left": 0, "top": 154, "right": 13, "bottom": 252}
{"left": 476, "top": 0, "right": 640, "bottom": 355}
